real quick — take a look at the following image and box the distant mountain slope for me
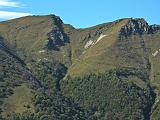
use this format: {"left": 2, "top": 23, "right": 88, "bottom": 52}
{"left": 0, "top": 15, "right": 160, "bottom": 120}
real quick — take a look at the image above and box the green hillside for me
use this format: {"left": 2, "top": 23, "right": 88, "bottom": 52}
{"left": 0, "top": 15, "right": 160, "bottom": 120}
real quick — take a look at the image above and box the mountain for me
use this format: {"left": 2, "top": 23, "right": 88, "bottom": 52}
{"left": 0, "top": 15, "right": 160, "bottom": 120}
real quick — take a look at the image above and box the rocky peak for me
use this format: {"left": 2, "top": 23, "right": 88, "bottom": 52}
{"left": 120, "top": 18, "right": 160, "bottom": 37}
{"left": 120, "top": 18, "right": 149, "bottom": 36}
{"left": 44, "top": 15, "right": 69, "bottom": 51}
{"left": 50, "top": 14, "right": 63, "bottom": 26}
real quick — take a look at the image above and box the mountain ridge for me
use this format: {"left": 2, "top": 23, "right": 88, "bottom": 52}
{"left": 0, "top": 15, "right": 160, "bottom": 120}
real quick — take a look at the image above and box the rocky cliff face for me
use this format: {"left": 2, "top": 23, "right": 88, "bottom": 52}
{"left": 120, "top": 18, "right": 160, "bottom": 37}
{"left": 44, "top": 15, "right": 69, "bottom": 50}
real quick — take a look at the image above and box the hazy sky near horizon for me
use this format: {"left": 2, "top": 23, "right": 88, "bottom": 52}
{"left": 0, "top": 0, "right": 159, "bottom": 28}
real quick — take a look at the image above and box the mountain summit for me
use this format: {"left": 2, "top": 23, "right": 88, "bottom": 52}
{"left": 0, "top": 15, "right": 160, "bottom": 120}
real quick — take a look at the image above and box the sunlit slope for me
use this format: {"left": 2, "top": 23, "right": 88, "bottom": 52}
{"left": 0, "top": 15, "right": 54, "bottom": 52}
{"left": 68, "top": 18, "right": 155, "bottom": 77}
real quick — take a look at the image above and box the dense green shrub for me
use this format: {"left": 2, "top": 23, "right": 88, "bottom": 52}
{"left": 61, "top": 69, "right": 155, "bottom": 120}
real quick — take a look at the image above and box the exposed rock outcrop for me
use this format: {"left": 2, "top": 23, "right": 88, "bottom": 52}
{"left": 120, "top": 18, "right": 160, "bottom": 37}
{"left": 148, "top": 24, "right": 160, "bottom": 34}
{"left": 44, "top": 15, "right": 69, "bottom": 50}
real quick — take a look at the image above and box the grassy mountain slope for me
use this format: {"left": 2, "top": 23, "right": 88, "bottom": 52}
{"left": 67, "top": 19, "right": 152, "bottom": 77}
{"left": 0, "top": 15, "right": 52, "bottom": 52}
{"left": 0, "top": 15, "right": 160, "bottom": 120}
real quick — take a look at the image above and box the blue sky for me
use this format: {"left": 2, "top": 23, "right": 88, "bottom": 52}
{"left": 0, "top": 0, "right": 159, "bottom": 28}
